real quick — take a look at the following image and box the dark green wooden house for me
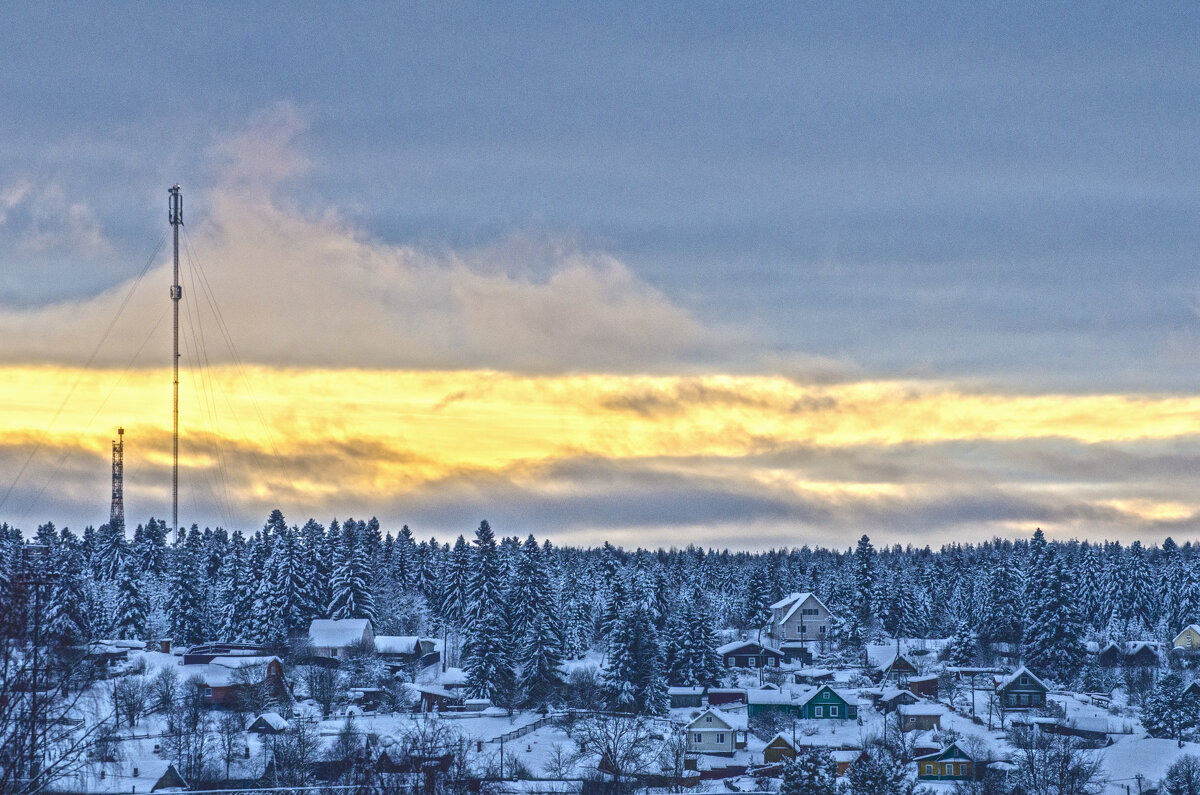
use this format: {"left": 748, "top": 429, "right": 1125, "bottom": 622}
{"left": 798, "top": 684, "right": 857, "bottom": 720}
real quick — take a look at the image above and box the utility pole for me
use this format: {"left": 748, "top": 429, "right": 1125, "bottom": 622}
{"left": 168, "top": 185, "right": 183, "bottom": 542}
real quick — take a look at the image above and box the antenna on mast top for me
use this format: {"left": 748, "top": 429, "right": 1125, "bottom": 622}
{"left": 169, "top": 185, "right": 183, "bottom": 542}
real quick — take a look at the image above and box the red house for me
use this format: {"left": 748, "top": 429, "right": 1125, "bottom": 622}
{"left": 188, "top": 656, "right": 285, "bottom": 708}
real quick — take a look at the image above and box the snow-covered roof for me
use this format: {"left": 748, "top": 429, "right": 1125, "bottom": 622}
{"left": 772, "top": 595, "right": 830, "bottom": 624}
{"left": 996, "top": 666, "right": 1047, "bottom": 692}
{"left": 914, "top": 742, "right": 971, "bottom": 762}
{"left": 439, "top": 666, "right": 468, "bottom": 686}
{"left": 880, "top": 687, "right": 917, "bottom": 701}
{"left": 765, "top": 733, "right": 796, "bottom": 750}
{"left": 746, "top": 688, "right": 795, "bottom": 705}
{"left": 210, "top": 655, "right": 279, "bottom": 669}
{"left": 830, "top": 749, "right": 864, "bottom": 763}
{"left": 687, "top": 708, "right": 748, "bottom": 731}
{"left": 252, "top": 712, "right": 289, "bottom": 731}
{"left": 308, "top": 618, "right": 372, "bottom": 648}
{"left": 1175, "top": 625, "right": 1200, "bottom": 643}
{"left": 715, "top": 640, "right": 783, "bottom": 656}
{"left": 865, "top": 645, "right": 898, "bottom": 670}
{"left": 668, "top": 686, "right": 705, "bottom": 695}
{"left": 898, "top": 703, "right": 944, "bottom": 716}
{"left": 797, "top": 685, "right": 857, "bottom": 707}
{"left": 374, "top": 635, "right": 423, "bottom": 654}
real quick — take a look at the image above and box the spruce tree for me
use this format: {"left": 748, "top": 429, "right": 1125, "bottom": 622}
{"left": 1024, "top": 548, "right": 1085, "bottom": 683}
{"left": 113, "top": 559, "right": 149, "bottom": 640}
{"left": 781, "top": 747, "right": 837, "bottom": 795}
{"left": 519, "top": 610, "right": 564, "bottom": 708}
{"left": 167, "top": 530, "right": 206, "bottom": 647}
{"left": 602, "top": 603, "right": 667, "bottom": 715}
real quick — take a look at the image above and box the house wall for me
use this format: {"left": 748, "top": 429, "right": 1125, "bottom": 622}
{"left": 688, "top": 731, "right": 734, "bottom": 754}
{"left": 762, "top": 743, "right": 795, "bottom": 764}
{"left": 1176, "top": 627, "right": 1200, "bottom": 649}
{"left": 771, "top": 597, "right": 830, "bottom": 641}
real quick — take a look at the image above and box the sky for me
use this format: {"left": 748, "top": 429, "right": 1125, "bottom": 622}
{"left": 2, "top": 4, "right": 1200, "bottom": 549}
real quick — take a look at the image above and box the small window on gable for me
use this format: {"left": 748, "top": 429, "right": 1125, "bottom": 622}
{"left": 705, "top": 715, "right": 712, "bottom": 723}
{"left": 822, "top": 691, "right": 830, "bottom": 700}
{"left": 1020, "top": 675, "right": 1028, "bottom": 685}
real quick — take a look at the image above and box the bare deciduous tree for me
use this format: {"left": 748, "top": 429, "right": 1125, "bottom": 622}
{"left": 571, "top": 716, "right": 657, "bottom": 795}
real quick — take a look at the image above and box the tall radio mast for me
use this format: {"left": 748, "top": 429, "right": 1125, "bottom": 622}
{"left": 110, "top": 427, "right": 124, "bottom": 533}
{"left": 169, "top": 185, "right": 183, "bottom": 541}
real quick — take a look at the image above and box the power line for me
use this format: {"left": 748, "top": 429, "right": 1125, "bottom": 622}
{"left": 0, "top": 233, "right": 166, "bottom": 517}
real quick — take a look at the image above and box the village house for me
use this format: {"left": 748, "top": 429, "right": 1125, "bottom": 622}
{"left": 830, "top": 749, "right": 868, "bottom": 776}
{"left": 762, "top": 733, "right": 797, "bottom": 764}
{"left": 915, "top": 742, "right": 974, "bottom": 781}
{"left": 898, "top": 703, "right": 944, "bottom": 732}
{"left": 182, "top": 642, "right": 271, "bottom": 665}
{"left": 189, "top": 655, "right": 285, "bottom": 708}
{"left": 1096, "top": 640, "right": 1163, "bottom": 668}
{"left": 308, "top": 618, "right": 374, "bottom": 661}
{"left": 717, "top": 640, "right": 783, "bottom": 669}
{"left": 797, "top": 684, "right": 857, "bottom": 720}
{"left": 374, "top": 635, "right": 440, "bottom": 671}
{"left": 1174, "top": 625, "right": 1200, "bottom": 651}
{"left": 778, "top": 641, "right": 814, "bottom": 665}
{"left": 995, "top": 666, "right": 1048, "bottom": 711}
{"left": 706, "top": 688, "right": 747, "bottom": 707}
{"left": 247, "top": 712, "right": 290, "bottom": 734}
{"left": 767, "top": 592, "right": 830, "bottom": 644}
{"left": 908, "top": 674, "right": 939, "bottom": 699}
{"left": 668, "top": 686, "right": 705, "bottom": 709}
{"left": 684, "top": 708, "right": 747, "bottom": 756}
{"left": 877, "top": 687, "right": 919, "bottom": 713}
{"left": 746, "top": 687, "right": 798, "bottom": 717}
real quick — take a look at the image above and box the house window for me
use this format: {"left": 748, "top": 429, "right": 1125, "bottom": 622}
{"left": 694, "top": 733, "right": 702, "bottom": 743}
{"left": 204, "top": 687, "right": 212, "bottom": 697}
{"left": 705, "top": 715, "right": 712, "bottom": 723}
{"left": 769, "top": 658, "right": 777, "bottom": 667}
{"left": 1189, "top": 634, "right": 1194, "bottom": 648}
{"left": 748, "top": 657, "right": 756, "bottom": 668}
{"left": 800, "top": 625, "right": 807, "bottom": 635}
{"left": 815, "top": 706, "right": 823, "bottom": 717}
{"left": 716, "top": 733, "right": 725, "bottom": 744}
{"left": 822, "top": 691, "right": 830, "bottom": 700}
{"left": 819, "top": 625, "right": 826, "bottom": 634}
{"left": 925, "top": 764, "right": 934, "bottom": 775}
{"left": 1019, "top": 675, "right": 1028, "bottom": 685}
{"left": 1008, "top": 694, "right": 1016, "bottom": 706}
{"left": 1020, "top": 693, "right": 1029, "bottom": 706}
{"left": 831, "top": 706, "right": 839, "bottom": 717}
{"left": 726, "top": 658, "right": 733, "bottom": 668}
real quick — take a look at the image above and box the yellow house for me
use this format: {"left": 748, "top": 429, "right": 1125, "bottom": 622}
{"left": 1173, "top": 625, "right": 1200, "bottom": 651}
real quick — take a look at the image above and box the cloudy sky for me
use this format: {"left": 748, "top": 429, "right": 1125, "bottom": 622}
{"left": 2, "top": 4, "right": 1200, "bottom": 548}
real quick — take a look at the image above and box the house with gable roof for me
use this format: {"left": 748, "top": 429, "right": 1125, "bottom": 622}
{"left": 1174, "top": 624, "right": 1200, "bottom": 651}
{"left": 995, "top": 666, "right": 1047, "bottom": 710}
{"left": 767, "top": 592, "right": 830, "bottom": 644}
{"left": 308, "top": 618, "right": 374, "bottom": 661}
{"left": 797, "top": 684, "right": 857, "bottom": 720}
{"left": 914, "top": 742, "right": 974, "bottom": 781}
{"left": 684, "top": 708, "right": 747, "bottom": 756}
{"left": 717, "top": 640, "right": 783, "bottom": 669}
{"left": 762, "top": 733, "right": 797, "bottom": 764}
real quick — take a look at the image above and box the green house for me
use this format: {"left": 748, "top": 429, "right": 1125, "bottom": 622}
{"left": 915, "top": 742, "right": 974, "bottom": 781}
{"left": 798, "top": 684, "right": 857, "bottom": 720}
{"left": 747, "top": 687, "right": 800, "bottom": 717}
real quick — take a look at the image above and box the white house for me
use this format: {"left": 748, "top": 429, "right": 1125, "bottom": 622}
{"left": 684, "top": 708, "right": 747, "bottom": 756}
{"left": 767, "top": 592, "right": 830, "bottom": 643}
{"left": 308, "top": 618, "right": 374, "bottom": 660}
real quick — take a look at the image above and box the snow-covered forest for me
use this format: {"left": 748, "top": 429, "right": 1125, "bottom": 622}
{"left": 5, "top": 514, "right": 1192, "bottom": 695}
{"left": 8, "top": 513, "right": 1200, "bottom": 794}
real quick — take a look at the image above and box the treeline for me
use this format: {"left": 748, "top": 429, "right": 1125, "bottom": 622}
{"left": 3, "top": 515, "right": 1198, "bottom": 705}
